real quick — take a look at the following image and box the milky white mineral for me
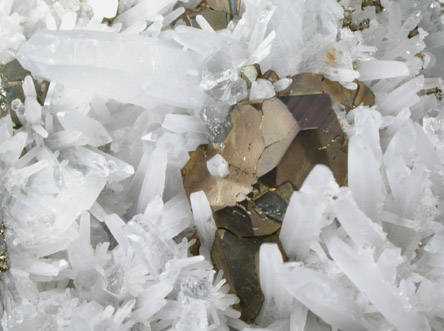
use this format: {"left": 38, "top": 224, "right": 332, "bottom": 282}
{"left": 17, "top": 29, "right": 206, "bottom": 109}
{"left": 206, "top": 154, "right": 230, "bottom": 178}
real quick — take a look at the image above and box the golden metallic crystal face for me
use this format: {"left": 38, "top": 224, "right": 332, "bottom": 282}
{"left": 183, "top": 68, "right": 375, "bottom": 322}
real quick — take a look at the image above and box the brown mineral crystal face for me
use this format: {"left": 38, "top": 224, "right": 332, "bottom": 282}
{"left": 182, "top": 144, "right": 257, "bottom": 210}
{"left": 182, "top": 70, "right": 375, "bottom": 323}
{"left": 211, "top": 229, "right": 284, "bottom": 323}
{"left": 276, "top": 129, "right": 348, "bottom": 189}
{"left": 182, "top": 98, "right": 298, "bottom": 211}
{"left": 285, "top": 73, "right": 375, "bottom": 110}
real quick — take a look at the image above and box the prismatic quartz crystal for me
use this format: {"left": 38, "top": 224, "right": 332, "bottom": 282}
{"left": 16, "top": 30, "right": 206, "bottom": 109}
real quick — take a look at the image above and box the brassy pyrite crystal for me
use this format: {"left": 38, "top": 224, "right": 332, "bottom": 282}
{"left": 182, "top": 70, "right": 374, "bottom": 322}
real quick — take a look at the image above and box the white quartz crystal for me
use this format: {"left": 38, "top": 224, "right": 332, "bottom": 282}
{"left": 17, "top": 30, "right": 206, "bottom": 109}
{"left": 250, "top": 79, "right": 276, "bottom": 101}
{"left": 206, "top": 154, "right": 230, "bottom": 178}
{"left": 190, "top": 191, "right": 217, "bottom": 251}
{"left": 273, "top": 78, "right": 292, "bottom": 92}
{"left": 88, "top": 0, "right": 118, "bottom": 19}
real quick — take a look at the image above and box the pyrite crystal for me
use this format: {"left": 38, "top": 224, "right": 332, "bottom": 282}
{"left": 0, "top": 59, "right": 49, "bottom": 126}
{"left": 182, "top": 69, "right": 374, "bottom": 322}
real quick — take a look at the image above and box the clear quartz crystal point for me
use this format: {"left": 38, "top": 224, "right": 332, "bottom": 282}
{"left": 16, "top": 30, "right": 206, "bottom": 109}
{"left": 200, "top": 51, "right": 248, "bottom": 105}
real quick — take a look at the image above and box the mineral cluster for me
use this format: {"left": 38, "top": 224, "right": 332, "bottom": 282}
{"left": 182, "top": 70, "right": 374, "bottom": 321}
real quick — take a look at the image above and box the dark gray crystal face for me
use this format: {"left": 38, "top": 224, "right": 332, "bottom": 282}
{"left": 254, "top": 192, "right": 288, "bottom": 222}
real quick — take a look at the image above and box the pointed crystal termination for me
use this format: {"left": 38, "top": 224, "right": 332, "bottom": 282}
{"left": 16, "top": 30, "right": 206, "bottom": 109}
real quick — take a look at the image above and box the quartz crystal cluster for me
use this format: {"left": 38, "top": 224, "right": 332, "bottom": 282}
{"left": 1, "top": 0, "right": 444, "bottom": 330}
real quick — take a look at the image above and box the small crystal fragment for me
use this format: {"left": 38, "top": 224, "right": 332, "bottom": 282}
{"left": 262, "top": 70, "right": 280, "bottom": 83}
{"left": 250, "top": 79, "right": 276, "bottom": 101}
{"left": 240, "top": 64, "right": 262, "bottom": 87}
{"left": 103, "top": 265, "right": 128, "bottom": 296}
{"left": 207, "top": 154, "right": 230, "bottom": 178}
{"left": 200, "top": 104, "right": 233, "bottom": 143}
{"left": 181, "top": 276, "right": 212, "bottom": 300}
{"left": 182, "top": 145, "right": 257, "bottom": 210}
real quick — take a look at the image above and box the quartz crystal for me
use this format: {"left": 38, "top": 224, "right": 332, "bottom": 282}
{"left": 3, "top": 1, "right": 444, "bottom": 330}
{"left": 200, "top": 51, "right": 248, "bottom": 105}
{"left": 17, "top": 30, "right": 206, "bottom": 109}
{"left": 206, "top": 154, "right": 230, "bottom": 178}
{"left": 249, "top": 79, "right": 276, "bottom": 101}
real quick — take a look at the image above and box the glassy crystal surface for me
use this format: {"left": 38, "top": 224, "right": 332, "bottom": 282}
{"left": 181, "top": 276, "right": 212, "bottom": 300}
{"left": 200, "top": 51, "right": 248, "bottom": 105}
{"left": 103, "top": 265, "right": 128, "bottom": 295}
{"left": 17, "top": 30, "right": 206, "bottom": 109}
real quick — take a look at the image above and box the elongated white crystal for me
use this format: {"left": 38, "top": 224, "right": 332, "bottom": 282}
{"left": 326, "top": 237, "right": 430, "bottom": 331}
{"left": 57, "top": 111, "right": 112, "bottom": 147}
{"left": 357, "top": 60, "right": 409, "bottom": 81}
{"left": 17, "top": 30, "right": 206, "bottom": 109}
{"left": 190, "top": 191, "right": 217, "bottom": 250}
